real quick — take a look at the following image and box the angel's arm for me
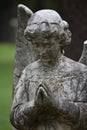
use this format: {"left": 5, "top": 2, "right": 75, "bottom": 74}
{"left": 55, "top": 77, "right": 87, "bottom": 130}
{"left": 55, "top": 98, "right": 87, "bottom": 130}
{"left": 10, "top": 68, "right": 39, "bottom": 130}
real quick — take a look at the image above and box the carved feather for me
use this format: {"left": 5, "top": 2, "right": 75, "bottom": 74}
{"left": 79, "top": 40, "right": 87, "bottom": 66}
{"left": 14, "top": 4, "right": 35, "bottom": 94}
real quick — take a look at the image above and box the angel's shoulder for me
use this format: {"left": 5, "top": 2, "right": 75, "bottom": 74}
{"left": 22, "top": 60, "right": 40, "bottom": 76}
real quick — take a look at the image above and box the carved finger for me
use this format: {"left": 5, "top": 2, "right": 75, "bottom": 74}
{"left": 36, "top": 85, "right": 48, "bottom": 103}
{"left": 39, "top": 82, "right": 51, "bottom": 96}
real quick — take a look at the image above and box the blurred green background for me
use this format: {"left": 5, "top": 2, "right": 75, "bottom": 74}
{"left": 0, "top": 43, "right": 15, "bottom": 130}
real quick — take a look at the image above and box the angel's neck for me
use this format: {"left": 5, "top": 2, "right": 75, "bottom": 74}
{"left": 40, "top": 51, "right": 62, "bottom": 68}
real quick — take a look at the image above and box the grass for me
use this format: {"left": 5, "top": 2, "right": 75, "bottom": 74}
{"left": 0, "top": 43, "right": 15, "bottom": 130}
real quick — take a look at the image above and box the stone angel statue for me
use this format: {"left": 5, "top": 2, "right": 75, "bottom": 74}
{"left": 10, "top": 4, "right": 87, "bottom": 130}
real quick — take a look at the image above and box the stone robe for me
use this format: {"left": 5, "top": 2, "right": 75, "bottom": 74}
{"left": 10, "top": 56, "right": 87, "bottom": 130}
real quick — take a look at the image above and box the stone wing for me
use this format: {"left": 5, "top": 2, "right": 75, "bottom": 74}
{"left": 79, "top": 40, "right": 87, "bottom": 66}
{"left": 14, "top": 4, "right": 35, "bottom": 93}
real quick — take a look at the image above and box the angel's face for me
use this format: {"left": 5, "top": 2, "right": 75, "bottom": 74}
{"left": 24, "top": 12, "right": 71, "bottom": 64}
{"left": 25, "top": 21, "right": 62, "bottom": 61}
{"left": 32, "top": 36, "right": 61, "bottom": 64}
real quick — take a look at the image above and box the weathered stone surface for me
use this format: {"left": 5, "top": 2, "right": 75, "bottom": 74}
{"left": 79, "top": 40, "right": 87, "bottom": 66}
{"left": 10, "top": 4, "right": 87, "bottom": 130}
{"left": 13, "top": 4, "right": 35, "bottom": 95}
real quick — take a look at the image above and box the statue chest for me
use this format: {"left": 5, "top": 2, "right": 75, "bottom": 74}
{"left": 28, "top": 72, "right": 78, "bottom": 102}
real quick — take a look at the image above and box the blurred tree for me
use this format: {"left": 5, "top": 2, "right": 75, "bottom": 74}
{"left": 0, "top": 0, "right": 18, "bottom": 42}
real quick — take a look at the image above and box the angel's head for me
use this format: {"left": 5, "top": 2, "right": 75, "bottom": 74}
{"left": 24, "top": 9, "right": 71, "bottom": 64}
{"left": 24, "top": 9, "right": 71, "bottom": 46}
